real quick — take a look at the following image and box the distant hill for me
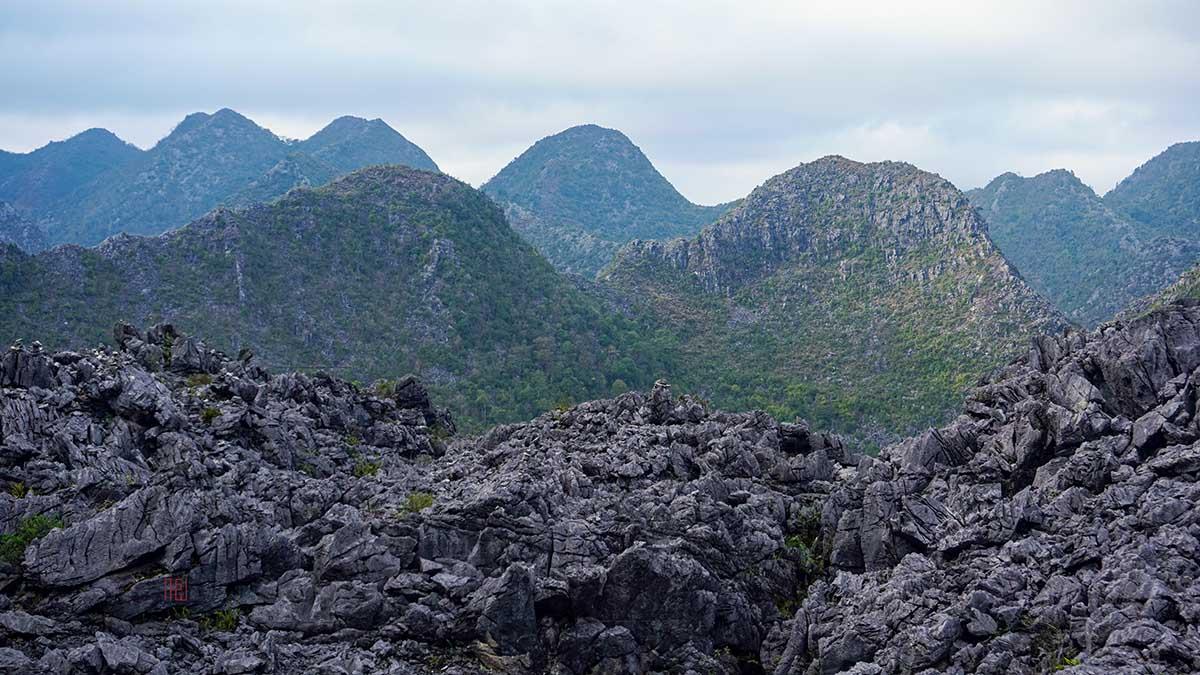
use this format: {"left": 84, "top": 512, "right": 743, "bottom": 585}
{"left": 1104, "top": 140, "right": 1200, "bottom": 237}
{"left": 602, "top": 156, "right": 1065, "bottom": 441}
{"left": 0, "top": 200, "right": 47, "bottom": 253}
{"left": 0, "top": 166, "right": 672, "bottom": 430}
{"left": 483, "top": 124, "right": 733, "bottom": 276}
{"left": 297, "top": 115, "right": 438, "bottom": 174}
{"left": 0, "top": 110, "right": 440, "bottom": 247}
{"left": 0, "top": 127, "right": 141, "bottom": 216}
{"left": 967, "top": 169, "right": 1200, "bottom": 326}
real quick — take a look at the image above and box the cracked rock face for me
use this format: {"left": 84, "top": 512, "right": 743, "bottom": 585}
{"left": 3, "top": 305, "right": 1200, "bottom": 674}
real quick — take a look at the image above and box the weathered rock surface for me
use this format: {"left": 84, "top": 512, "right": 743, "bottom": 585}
{"left": 4, "top": 305, "right": 1200, "bottom": 673}
{"left": 781, "top": 302, "right": 1200, "bottom": 674}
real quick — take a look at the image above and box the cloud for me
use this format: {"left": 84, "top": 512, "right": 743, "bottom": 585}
{"left": 1, "top": 0, "right": 1197, "bottom": 202}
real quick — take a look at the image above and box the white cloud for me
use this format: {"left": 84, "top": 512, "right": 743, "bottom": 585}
{"left": 0, "top": 1, "right": 1197, "bottom": 202}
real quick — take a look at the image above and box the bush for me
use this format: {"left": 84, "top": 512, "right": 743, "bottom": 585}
{"left": 200, "top": 608, "right": 241, "bottom": 632}
{"left": 353, "top": 458, "right": 381, "bottom": 478}
{"left": 403, "top": 492, "right": 434, "bottom": 513}
{"left": 186, "top": 373, "right": 213, "bottom": 387}
{"left": 7, "top": 482, "right": 27, "bottom": 499}
{"left": 201, "top": 407, "right": 220, "bottom": 424}
{"left": 0, "top": 514, "right": 64, "bottom": 564}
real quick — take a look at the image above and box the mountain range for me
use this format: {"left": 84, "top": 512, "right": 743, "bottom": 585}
{"left": 482, "top": 124, "right": 734, "bottom": 276}
{"left": 0, "top": 167, "right": 672, "bottom": 431}
{"left": 604, "top": 156, "right": 1064, "bottom": 440}
{"left": 0, "top": 109, "right": 438, "bottom": 247}
{"left": 968, "top": 141, "right": 1200, "bottom": 325}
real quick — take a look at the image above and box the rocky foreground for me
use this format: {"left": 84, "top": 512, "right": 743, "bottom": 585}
{"left": 2, "top": 304, "right": 1200, "bottom": 674}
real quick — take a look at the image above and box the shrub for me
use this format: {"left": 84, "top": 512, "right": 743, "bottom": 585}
{"left": 186, "top": 373, "right": 213, "bottom": 387}
{"left": 353, "top": 458, "right": 381, "bottom": 478}
{"left": 0, "top": 514, "right": 64, "bottom": 564}
{"left": 200, "top": 407, "right": 220, "bottom": 424}
{"left": 200, "top": 608, "right": 241, "bottom": 632}
{"left": 403, "top": 492, "right": 434, "bottom": 514}
{"left": 7, "top": 482, "right": 27, "bottom": 499}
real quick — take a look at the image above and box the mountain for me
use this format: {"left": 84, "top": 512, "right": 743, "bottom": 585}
{"left": 482, "top": 124, "right": 733, "bottom": 276}
{"left": 0, "top": 110, "right": 441, "bottom": 247}
{"left": 297, "top": 115, "right": 439, "bottom": 174}
{"left": 0, "top": 127, "right": 141, "bottom": 215}
{"left": 0, "top": 201, "right": 47, "bottom": 253}
{"left": 602, "top": 156, "right": 1065, "bottom": 442}
{"left": 0, "top": 302, "right": 1196, "bottom": 673}
{"left": 1104, "top": 140, "right": 1200, "bottom": 236}
{"left": 47, "top": 109, "right": 292, "bottom": 245}
{"left": 1124, "top": 262, "right": 1200, "bottom": 317}
{"left": 967, "top": 169, "right": 1200, "bottom": 326}
{"left": 0, "top": 166, "right": 673, "bottom": 430}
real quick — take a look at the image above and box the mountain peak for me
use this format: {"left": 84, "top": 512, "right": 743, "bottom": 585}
{"left": 481, "top": 124, "right": 728, "bottom": 275}
{"left": 1104, "top": 140, "right": 1200, "bottom": 236}
{"left": 299, "top": 115, "right": 439, "bottom": 174}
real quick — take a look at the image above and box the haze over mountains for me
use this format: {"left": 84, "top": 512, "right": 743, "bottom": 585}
{"left": 968, "top": 141, "right": 1200, "bottom": 326}
{"left": 482, "top": 124, "right": 734, "bottom": 276}
{"left": 0, "top": 109, "right": 438, "bottom": 247}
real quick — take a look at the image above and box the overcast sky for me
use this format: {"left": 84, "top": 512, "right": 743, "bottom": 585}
{"left": 1, "top": 1, "right": 1197, "bottom": 203}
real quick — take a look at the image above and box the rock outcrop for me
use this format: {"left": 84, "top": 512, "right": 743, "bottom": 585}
{"left": 783, "top": 302, "right": 1200, "bottom": 674}
{"left": 4, "top": 304, "right": 1200, "bottom": 673}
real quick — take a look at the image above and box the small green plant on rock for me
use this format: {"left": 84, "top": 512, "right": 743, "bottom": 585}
{"left": 0, "top": 514, "right": 64, "bottom": 564}
{"left": 7, "top": 482, "right": 27, "bottom": 499}
{"left": 403, "top": 492, "right": 434, "bottom": 514}
{"left": 199, "top": 608, "right": 241, "bottom": 632}
{"left": 353, "top": 457, "right": 381, "bottom": 478}
{"left": 201, "top": 407, "right": 220, "bottom": 424}
{"left": 186, "top": 373, "right": 213, "bottom": 387}
{"left": 1053, "top": 655, "right": 1082, "bottom": 671}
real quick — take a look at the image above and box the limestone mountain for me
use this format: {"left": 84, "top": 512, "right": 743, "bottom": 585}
{"left": 0, "top": 110, "right": 441, "bottom": 247}
{"left": 1124, "top": 262, "right": 1200, "bottom": 317}
{"left": 0, "top": 166, "right": 672, "bottom": 430}
{"left": 602, "top": 156, "right": 1066, "bottom": 441}
{"left": 0, "top": 201, "right": 47, "bottom": 253}
{"left": 1104, "top": 140, "right": 1200, "bottom": 237}
{"left": 482, "top": 124, "right": 733, "bottom": 276}
{"left": 968, "top": 169, "right": 1200, "bottom": 326}
{"left": 0, "top": 127, "right": 141, "bottom": 216}
{"left": 297, "top": 115, "right": 439, "bottom": 174}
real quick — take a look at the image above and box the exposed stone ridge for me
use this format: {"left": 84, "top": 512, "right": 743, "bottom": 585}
{"left": 613, "top": 156, "right": 1037, "bottom": 297}
{"left": 784, "top": 303, "right": 1200, "bottom": 673}
{"left": 4, "top": 306, "right": 1200, "bottom": 673}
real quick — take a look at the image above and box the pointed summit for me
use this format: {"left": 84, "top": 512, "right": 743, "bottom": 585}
{"left": 482, "top": 124, "right": 733, "bottom": 276}
{"left": 603, "top": 156, "right": 1064, "bottom": 436}
{"left": 0, "top": 127, "right": 142, "bottom": 214}
{"left": 299, "top": 116, "right": 438, "bottom": 173}
{"left": 968, "top": 160, "right": 1200, "bottom": 326}
{"left": 1104, "top": 140, "right": 1200, "bottom": 236}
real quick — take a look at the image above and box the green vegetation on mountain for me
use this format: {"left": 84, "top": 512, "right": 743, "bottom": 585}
{"left": 298, "top": 115, "right": 438, "bottom": 174}
{"left": 0, "top": 128, "right": 141, "bottom": 218}
{"left": 483, "top": 124, "right": 734, "bottom": 276}
{"left": 1104, "top": 141, "right": 1200, "bottom": 237}
{"left": 967, "top": 169, "right": 1200, "bottom": 326}
{"left": 1124, "top": 263, "right": 1200, "bottom": 317}
{"left": 603, "top": 157, "right": 1065, "bottom": 443}
{"left": 0, "top": 167, "right": 674, "bottom": 431}
{"left": 0, "top": 201, "right": 47, "bottom": 253}
{"left": 0, "top": 110, "right": 440, "bottom": 247}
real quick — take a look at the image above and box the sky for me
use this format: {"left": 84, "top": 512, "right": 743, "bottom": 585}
{"left": 1, "top": 1, "right": 1197, "bottom": 204}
